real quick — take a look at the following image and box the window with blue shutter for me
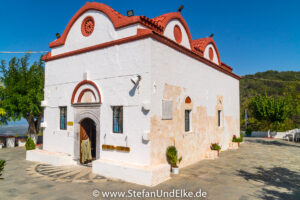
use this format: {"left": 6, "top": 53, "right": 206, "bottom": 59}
{"left": 60, "top": 107, "right": 67, "bottom": 130}
{"left": 112, "top": 106, "right": 123, "bottom": 133}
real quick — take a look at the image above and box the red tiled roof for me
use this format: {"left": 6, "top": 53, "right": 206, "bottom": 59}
{"left": 46, "top": 2, "right": 238, "bottom": 79}
{"left": 192, "top": 37, "right": 213, "bottom": 53}
{"left": 192, "top": 37, "right": 221, "bottom": 65}
{"left": 49, "top": 2, "right": 165, "bottom": 48}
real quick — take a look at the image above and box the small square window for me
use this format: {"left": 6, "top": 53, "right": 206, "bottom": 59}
{"left": 112, "top": 106, "right": 123, "bottom": 133}
{"left": 185, "top": 110, "right": 191, "bottom": 132}
{"left": 60, "top": 107, "right": 67, "bottom": 130}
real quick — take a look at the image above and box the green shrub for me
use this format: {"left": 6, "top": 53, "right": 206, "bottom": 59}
{"left": 25, "top": 137, "right": 36, "bottom": 150}
{"left": 211, "top": 143, "right": 221, "bottom": 151}
{"left": 0, "top": 160, "right": 5, "bottom": 179}
{"left": 166, "top": 146, "right": 182, "bottom": 168}
{"left": 232, "top": 135, "right": 243, "bottom": 143}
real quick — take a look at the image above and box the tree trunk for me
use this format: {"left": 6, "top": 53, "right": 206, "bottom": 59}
{"left": 267, "top": 123, "right": 271, "bottom": 138}
{"left": 26, "top": 114, "right": 43, "bottom": 144}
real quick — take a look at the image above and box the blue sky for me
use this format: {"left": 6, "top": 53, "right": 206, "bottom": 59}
{"left": 0, "top": 0, "right": 300, "bottom": 76}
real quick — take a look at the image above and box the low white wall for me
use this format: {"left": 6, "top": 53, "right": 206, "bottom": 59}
{"left": 250, "top": 129, "right": 300, "bottom": 139}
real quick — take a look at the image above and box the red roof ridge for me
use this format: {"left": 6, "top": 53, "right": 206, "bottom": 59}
{"left": 221, "top": 62, "right": 233, "bottom": 72}
{"left": 192, "top": 37, "right": 214, "bottom": 52}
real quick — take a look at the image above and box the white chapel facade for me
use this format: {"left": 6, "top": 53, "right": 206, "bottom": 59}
{"left": 27, "top": 2, "right": 240, "bottom": 186}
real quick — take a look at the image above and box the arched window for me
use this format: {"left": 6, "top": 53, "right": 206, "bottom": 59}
{"left": 185, "top": 96, "right": 191, "bottom": 104}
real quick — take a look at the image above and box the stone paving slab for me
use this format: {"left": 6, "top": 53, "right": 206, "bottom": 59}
{"left": 0, "top": 138, "right": 300, "bottom": 200}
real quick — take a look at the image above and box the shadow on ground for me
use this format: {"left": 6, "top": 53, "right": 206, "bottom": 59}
{"left": 237, "top": 166, "right": 300, "bottom": 200}
{"left": 246, "top": 139, "right": 300, "bottom": 148}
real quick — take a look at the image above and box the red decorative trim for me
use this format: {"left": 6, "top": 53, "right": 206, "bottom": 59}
{"left": 45, "top": 29, "right": 240, "bottom": 80}
{"left": 173, "top": 25, "right": 182, "bottom": 44}
{"left": 42, "top": 52, "right": 51, "bottom": 60}
{"left": 209, "top": 47, "right": 214, "bottom": 61}
{"left": 152, "top": 12, "right": 193, "bottom": 49}
{"left": 81, "top": 16, "right": 95, "bottom": 37}
{"left": 44, "top": 29, "right": 152, "bottom": 62}
{"left": 192, "top": 37, "right": 221, "bottom": 65}
{"left": 185, "top": 96, "right": 191, "bottom": 104}
{"left": 221, "top": 62, "right": 233, "bottom": 72}
{"left": 71, "top": 80, "right": 101, "bottom": 104}
{"left": 77, "top": 88, "right": 96, "bottom": 103}
{"left": 44, "top": 3, "right": 239, "bottom": 79}
{"left": 49, "top": 2, "right": 163, "bottom": 48}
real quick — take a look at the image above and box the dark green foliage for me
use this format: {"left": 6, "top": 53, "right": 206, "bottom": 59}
{"left": 25, "top": 137, "right": 36, "bottom": 150}
{"left": 0, "top": 160, "right": 5, "bottom": 178}
{"left": 0, "top": 55, "right": 44, "bottom": 135}
{"left": 210, "top": 143, "right": 221, "bottom": 151}
{"left": 166, "top": 146, "right": 182, "bottom": 168}
{"left": 245, "top": 128, "right": 252, "bottom": 136}
{"left": 249, "top": 95, "right": 291, "bottom": 132}
{"left": 240, "top": 70, "right": 299, "bottom": 131}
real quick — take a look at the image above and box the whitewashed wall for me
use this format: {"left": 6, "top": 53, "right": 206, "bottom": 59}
{"left": 149, "top": 38, "right": 240, "bottom": 149}
{"left": 43, "top": 38, "right": 152, "bottom": 166}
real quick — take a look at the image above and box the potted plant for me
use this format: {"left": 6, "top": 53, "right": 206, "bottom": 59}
{"left": 0, "top": 160, "right": 5, "bottom": 179}
{"left": 232, "top": 135, "right": 243, "bottom": 147}
{"left": 210, "top": 143, "right": 221, "bottom": 156}
{"left": 166, "top": 146, "right": 182, "bottom": 174}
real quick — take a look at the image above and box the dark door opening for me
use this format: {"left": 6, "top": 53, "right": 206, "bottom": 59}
{"left": 80, "top": 118, "right": 96, "bottom": 164}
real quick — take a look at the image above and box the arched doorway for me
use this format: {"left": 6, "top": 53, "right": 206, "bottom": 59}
{"left": 80, "top": 118, "right": 96, "bottom": 164}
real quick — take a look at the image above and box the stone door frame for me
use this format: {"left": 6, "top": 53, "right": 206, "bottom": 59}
{"left": 72, "top": 103, "right": 100, "bottom": 162}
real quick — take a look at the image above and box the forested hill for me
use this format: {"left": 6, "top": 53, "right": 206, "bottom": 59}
{"left": 240, "top": 70, "right": 300, "bottom": 131}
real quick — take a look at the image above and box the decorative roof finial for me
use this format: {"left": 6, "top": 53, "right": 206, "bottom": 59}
{"left": 178, "top": 5, "right": 184, "bottom": 12}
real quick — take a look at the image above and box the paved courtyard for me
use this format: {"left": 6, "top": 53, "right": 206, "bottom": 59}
{"left": 0, "top": 138, "right": 299, "bottom": 200}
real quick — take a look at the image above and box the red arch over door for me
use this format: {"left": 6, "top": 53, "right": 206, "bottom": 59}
{"left": 71, "top": 80, "right": 101, "bottom": 104}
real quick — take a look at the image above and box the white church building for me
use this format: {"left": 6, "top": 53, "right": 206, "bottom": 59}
{"left": 27, "top": 2, "right": 240, "bottom": 186}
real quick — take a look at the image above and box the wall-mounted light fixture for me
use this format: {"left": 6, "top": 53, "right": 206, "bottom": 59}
{"left": 127, "top": 10, "right": 134, "bottom": 17}
{"left": 131, "top": 74, "right": 141, "bottom": 86}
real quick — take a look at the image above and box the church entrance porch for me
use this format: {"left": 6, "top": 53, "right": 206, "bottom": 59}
{"left": 73, "top": 103, "right": 100, "bottom": 163}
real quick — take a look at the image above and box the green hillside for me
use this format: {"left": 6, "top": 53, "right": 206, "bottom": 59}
{"left": 240, "top": 70, "right": 300, "bottom": 131}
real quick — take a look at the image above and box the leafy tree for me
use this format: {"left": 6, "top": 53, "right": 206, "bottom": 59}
{"left": 0, "top": 55, "right": 44, "bottom": 138}
{"left": 249, "top": 94, "right": 291, "bottom": 137}
{"left": 240, "top": 70, "right": 300, "bottom": 131}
